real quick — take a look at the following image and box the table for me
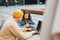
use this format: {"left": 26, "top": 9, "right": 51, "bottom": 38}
{"left": 27, "top": 35, "right": 40, "bottom": 40}
{"left": 20, "top": 30, "right": 40, "bottom": 40}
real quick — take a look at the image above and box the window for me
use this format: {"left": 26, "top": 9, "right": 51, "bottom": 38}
{"left": 0, "top": 0, "right": 46, "bottom": 6}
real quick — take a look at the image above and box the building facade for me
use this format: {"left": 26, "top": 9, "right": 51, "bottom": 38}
{"left": 0, "top": 0, "right": 46, "bottom": 6}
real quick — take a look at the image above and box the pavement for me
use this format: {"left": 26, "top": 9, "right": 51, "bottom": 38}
{"left": 0, "top": 4, "right": 45, "bottom": 19}
{"left": 0, "top": 5, "right": 45, "bottom": 14}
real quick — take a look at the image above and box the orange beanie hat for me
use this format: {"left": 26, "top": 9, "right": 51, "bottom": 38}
{"left": 12, "top": 10, "right": 23, "bottom": 18}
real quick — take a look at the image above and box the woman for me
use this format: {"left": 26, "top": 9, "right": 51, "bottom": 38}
{"left": 18, "top": 10, "right": 35, "bottom": 28}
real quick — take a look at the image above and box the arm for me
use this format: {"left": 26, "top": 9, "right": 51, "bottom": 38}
{"left": 8, "top": 22, "right": 26, "bottom": 40}
{"left": 29, "top": 20, "right": 36, "bottom": 27}
{"left": 18, "top": 22, "right": 25, "bottom": 28}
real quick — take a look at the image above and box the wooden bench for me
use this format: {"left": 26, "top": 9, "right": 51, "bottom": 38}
{"left": 21, "top": 9, "right": 44, "bottom": 15}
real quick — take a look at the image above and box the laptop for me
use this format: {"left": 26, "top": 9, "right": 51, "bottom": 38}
{"left": 26, "top": 20, "right": 42, "bottom": 39}
{"left": 32, "top": 20, "right": 42, "bottom": 35}
{"left": 36, "top": 20, "right": 42, "bottom": 31}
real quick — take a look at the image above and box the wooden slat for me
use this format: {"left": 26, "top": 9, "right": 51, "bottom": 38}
{"left": 21, "top": 9, "right": 44, "bottom": 15}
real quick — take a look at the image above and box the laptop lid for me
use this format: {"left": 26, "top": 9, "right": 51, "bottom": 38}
{"left": 36, "top": 20, "right": 42, "bottom": 31}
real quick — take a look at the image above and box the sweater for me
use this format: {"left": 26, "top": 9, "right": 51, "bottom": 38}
{"left": 0, "top": 17, "right": 26, "bottom": 40}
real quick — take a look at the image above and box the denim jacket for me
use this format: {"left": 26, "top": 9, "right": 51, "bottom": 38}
{"left": 18, "top": 19, "right": 35, "bottom": 28}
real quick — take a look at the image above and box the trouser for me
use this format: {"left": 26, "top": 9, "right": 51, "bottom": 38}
{"left": 52, "top": 33, "right": 60, "bottom": 40}
{"left": 5, "top": 2, "right": 9, "bottom": 7}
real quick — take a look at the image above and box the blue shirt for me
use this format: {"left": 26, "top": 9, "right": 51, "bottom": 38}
{"left": 18, "top": 19, "right": 35, "bottom": 28}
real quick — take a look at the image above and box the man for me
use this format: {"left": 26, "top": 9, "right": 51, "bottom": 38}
{"left": 5, "top": 0, "right": 9, "bottom": 7}
{"left": 0, "top": 10, "right": 27, "bottom": 40}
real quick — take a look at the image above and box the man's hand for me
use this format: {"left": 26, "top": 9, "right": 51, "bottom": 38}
{"left": 21, "top": 28, "right": 29, "bottom": 32}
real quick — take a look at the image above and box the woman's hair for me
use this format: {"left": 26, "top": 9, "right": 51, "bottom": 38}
{"left": 21, "top": 10, "right": 31, "bottom": 21}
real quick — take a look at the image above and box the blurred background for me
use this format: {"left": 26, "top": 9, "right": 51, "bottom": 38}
{"left": 0, "top": 0, "right": 46, "bottom": 6}
{"left": 0, "top": 0, "right": 46, "bottom": 29}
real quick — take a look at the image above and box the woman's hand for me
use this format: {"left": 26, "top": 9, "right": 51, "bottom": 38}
{"left": 24, "top": 24, "right": 30, "bottom": 28}
{"left": 24, "top": 24, "right": 35, "bottom": 28}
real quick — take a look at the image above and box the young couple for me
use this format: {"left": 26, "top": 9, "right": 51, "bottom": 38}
{"left": 0, "top": 10, "right": 35, "bottom": 40}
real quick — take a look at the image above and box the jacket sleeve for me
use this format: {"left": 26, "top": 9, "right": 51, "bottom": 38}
{"left": 31, "top": 20, "right": 35, "bottom": 25}
{"left": 8, "top": 22, "right": 26, "bottom": 40}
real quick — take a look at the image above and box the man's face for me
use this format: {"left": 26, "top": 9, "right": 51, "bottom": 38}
{"left": 17, "top": 17, "right": 22, "bottom": 22}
